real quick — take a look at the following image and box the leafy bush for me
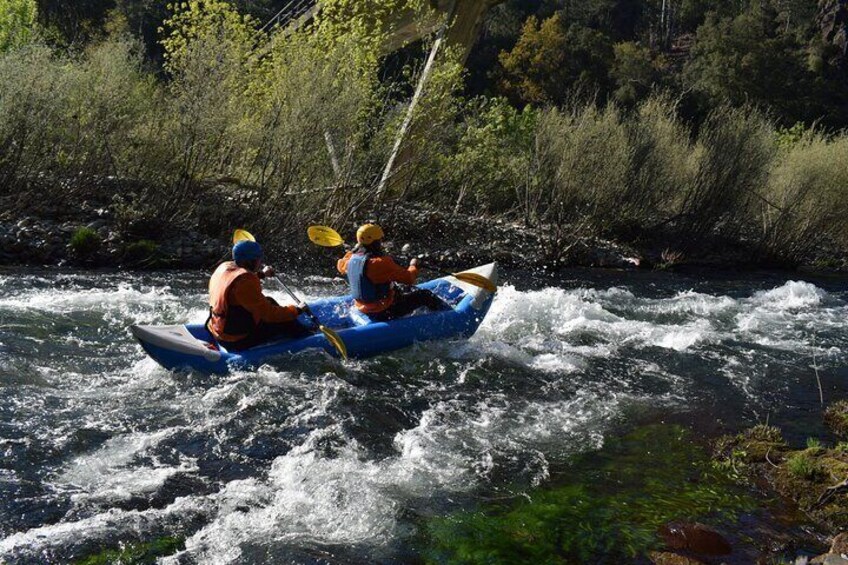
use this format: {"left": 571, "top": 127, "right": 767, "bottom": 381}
{"left": 0, "top": 38, "right": 156, "bottom": 198}
{"left": 122, "top": 239, "right": 159, "bottom": 265}
{"left": 69, "top": 227, "right": 100, "bottom": 256}
{"left": 0, "top": 0, "right": 36, "bottom": 52}
{"left": 438, "top": 97, "right": 537, "bottom": 213}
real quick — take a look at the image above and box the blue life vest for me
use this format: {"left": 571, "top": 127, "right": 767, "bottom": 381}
{"left": 347, "top": 252, "right": 391, "bottom": 302}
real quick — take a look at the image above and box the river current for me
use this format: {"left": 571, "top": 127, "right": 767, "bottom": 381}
{"left": 0, "top": 267, "right": 847, "bottom": 563}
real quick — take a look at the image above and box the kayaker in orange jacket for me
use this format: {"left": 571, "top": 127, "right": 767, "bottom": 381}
{"left": 337, "top": 224, "right": 448, "bottom": 321}
{"left": 207, "top": 240, "right": 312, "bottom": 350}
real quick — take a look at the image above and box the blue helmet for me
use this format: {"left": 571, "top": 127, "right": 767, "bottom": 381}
{"left": 232, "top": 240, "right": 263, "bottom": 264}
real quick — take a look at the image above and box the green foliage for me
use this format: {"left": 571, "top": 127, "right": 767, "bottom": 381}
{"left": 3, "top": 0, "right": 848, "bottom": 267}
{"left": 611, "top": 41, "right": 658, "bottom": 106}
{"left": 0, "top": 37, "right": 158, "bottom": 193}
{"left": 70, "top": 227, "right": 101, "bottom": 256}
{"left": 0, "top": 0, "right": 36, "bottom": 51}
{"left": 315, "top": 0, "right": 429, "bottom": 70}
{"left": 806, "top": 437, "right": 823, "bottom": 450}
{"left": 160, "top": 0, "right": 259, "bottom": 77}
{"left": 422, "top": 425, "right": 754, "bottom": 563}
{"left": 683, "top": 6, "right": 814, "bottom": 125}
{"left": 74, "top": 535, "right": 184, "bottom": 565}
{"left": 774, "top": 122, "right": 808, "bottom": 150}
{"left": 498, "top": 14, "right": 614, "bottom": 106}
{"left": 677, "top": 105, "right": 775, "bottom": 242}
{"left": 786, "top": 451, "right": 820, "bottom": 480}
{"left": 439, "top": 97, "right": 538, "bottom": 213}
{"left": 824, "top": 400, "right": 848, "bottom": 439}
{"left": 757, "top": 130, "right": 848, "bottom": 263}
{"left": 122, "top": 239, "right": 159, "bottom": 265}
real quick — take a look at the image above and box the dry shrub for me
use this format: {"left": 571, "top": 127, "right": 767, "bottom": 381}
{"left": 677, "top": 106, "right": 775, "bottom": 243}
{"left": 758, "top": 133, "right": 848, "bottom": 263}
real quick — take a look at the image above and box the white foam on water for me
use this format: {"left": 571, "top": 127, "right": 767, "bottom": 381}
{"left": 0, "top": 283, "right": 175, "bottom": 313}
{"left": 480, "top": 285, "right": 717, "bottom": 355}
{"left": 182, "top": 389, "right": 624, "bottom": 563}
{"left": 0, "top": 495, "right": 214, "bottom": 560}
{"left": 749, "top": 280, "right": 826, "bottom": 309}
{"left": 54, "top": 428, "right": 195, "bottom": 503}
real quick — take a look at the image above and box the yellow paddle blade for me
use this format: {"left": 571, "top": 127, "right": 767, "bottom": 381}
{"left": 308, "top": 225, "right": 345, "bottom": 248}
{"left": 319, "top": 325, "right": 348, "bottom": 360}
{"left": 233, "top": 229, "right": 256, "bottom": 243}
{"left": 453, "top": 272, "right": 497, "bottom": 293}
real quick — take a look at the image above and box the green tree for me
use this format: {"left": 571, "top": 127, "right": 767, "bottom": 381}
{"left": 0, "top": 0, "right": 36, "bottom": 51}
{"left": 498, "top": 13, "right": 614, "bottom": 107}
{"left": 684, "top": 5, "right": 814, "bottom": 125}
{"left": 611, "top": 40, "right": 660, "bottom": 106}
{"left": 34, "top": 0, "right": 111, "bottom": 44}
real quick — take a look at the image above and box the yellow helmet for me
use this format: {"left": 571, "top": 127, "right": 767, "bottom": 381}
{"left": 356, "top": 224, "right": 384, "bottom": 245}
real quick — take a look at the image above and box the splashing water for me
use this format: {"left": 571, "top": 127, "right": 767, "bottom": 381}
{"left": 0, "top": 267, "right": 846, "bottom": 563}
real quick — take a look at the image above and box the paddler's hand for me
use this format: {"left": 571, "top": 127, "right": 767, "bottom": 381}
{"left": 260, "top": 265, "right": 275, "bottom": 279}
{"left": 296, "top": 302, "right": 310, "bottom": 314}
{"left": 410, "top": 258, "right": 419, "bottom": 267}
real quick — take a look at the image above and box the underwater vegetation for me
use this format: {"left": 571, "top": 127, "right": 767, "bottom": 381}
{"left": 422, "top": 424, "right": 754, "bottom": 563}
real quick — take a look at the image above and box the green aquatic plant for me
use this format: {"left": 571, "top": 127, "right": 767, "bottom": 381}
{"left": 74, "top": 535, "right": 184, "bottom": 565}
{"left": 422, "top": 425, "right": 754, "bottom": 563}
{"left": 806, "top": 437, "right": 823, "bottom": 451}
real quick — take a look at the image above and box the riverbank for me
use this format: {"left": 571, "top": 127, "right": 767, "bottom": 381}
{"left": 3, "top": 194, "right": 847, "bottom": 274}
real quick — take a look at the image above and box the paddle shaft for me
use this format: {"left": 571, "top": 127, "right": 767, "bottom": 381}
{"left": 395, "top": 257, "right": 455, "bottom": 278}
{"left": 272, "top": 272, "right": 348, "bottom": 360}
{"left": 272, "top": 274, "right": 320, "bottom": 327}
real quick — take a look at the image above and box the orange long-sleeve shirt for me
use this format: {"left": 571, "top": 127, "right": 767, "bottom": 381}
{"left": 337, "top": 252, "right": 419, "bottom": 312}
{"left": 228, "top": 274, "right": 300, "bottom": 324}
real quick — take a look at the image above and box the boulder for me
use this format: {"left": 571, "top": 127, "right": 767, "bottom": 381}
{"left": 832, "top": 532, "right": 848, "bottom": 555}
{"left": 648, "top": 551, "right": 707, "bottom": 565}
{"left": 86, "top": 219, "right": 108, "bottom": 231}
{"left": 811, "top": 553, "right": 848, "bottom": 564}
{"left": 658, "top": 522, "right": 732, "bottom": 555}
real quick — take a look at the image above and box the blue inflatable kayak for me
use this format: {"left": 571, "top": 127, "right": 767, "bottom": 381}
{"left": 131, "top": 263, "right": 497, "bottom": 374}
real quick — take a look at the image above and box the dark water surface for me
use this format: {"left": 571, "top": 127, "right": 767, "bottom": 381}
{"left": 0, "top": 266, "right": 846, "bottom": 563}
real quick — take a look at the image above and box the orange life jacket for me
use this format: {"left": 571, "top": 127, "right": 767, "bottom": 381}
{"left": 207, "top": 262, "right": 257, "bottom": 342}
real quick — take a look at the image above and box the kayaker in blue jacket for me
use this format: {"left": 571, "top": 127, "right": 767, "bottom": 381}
{"left": 337, "top": 224, "right": 448, "bottom": 321}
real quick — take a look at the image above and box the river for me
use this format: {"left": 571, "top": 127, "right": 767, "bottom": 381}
{"left": 0, "top": 266, "right": 846, "bottom": 563}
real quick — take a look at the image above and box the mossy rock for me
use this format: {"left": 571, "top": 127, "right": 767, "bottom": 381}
{"left": 712, "top": 424, "right": 787, "bottom": 478}
{"left": 720, "top": 428, "right": 848, "bottom": 532}
{"left": 824, "top": 401, "right": 848, "bottom": 439}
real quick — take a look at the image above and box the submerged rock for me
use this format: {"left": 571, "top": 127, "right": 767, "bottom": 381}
{"left": 648, "top": 551, "right": 708, "bottom": 565}
{"left": 658, "top": 522, "right": 732, "bottom": 555}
